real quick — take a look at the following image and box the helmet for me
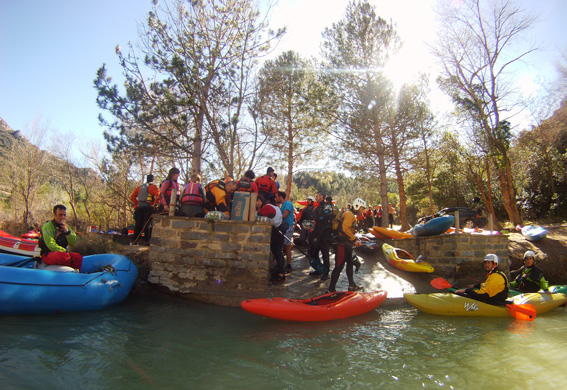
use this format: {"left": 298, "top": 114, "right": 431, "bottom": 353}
{"left": 523, "top": 250, "right": 536, "bottom": 260}
{"left": 306, "top": 196, "right": 315, "bottom": 202}
{"left": 352, "top": 198, "right": 367, "bottom": 211}
{"left": 483, "top": 254, "right": 499, "bottom": 265}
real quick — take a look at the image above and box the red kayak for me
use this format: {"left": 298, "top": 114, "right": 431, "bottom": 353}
{"left": 0, "top": 230, "right": 40, "bottom": 256}
{"left": 241, "top": 290, "right": 387, "bottom": 322}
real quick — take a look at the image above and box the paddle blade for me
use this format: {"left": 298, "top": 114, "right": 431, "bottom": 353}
{"left": 507, "top": 304, "right": 536, "bottom": 321}
{"left": 430, "top": 277, "right": 453, "bottom": 289}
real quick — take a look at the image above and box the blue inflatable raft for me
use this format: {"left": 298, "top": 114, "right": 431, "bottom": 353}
{"left": 412, "top": 215, "right": 455, "bottom": 237}
{"left": 0, "top": 253, "right": 138, "bottom": 315}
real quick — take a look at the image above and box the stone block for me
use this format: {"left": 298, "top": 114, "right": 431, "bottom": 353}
{"left": 212, "top": 252, "right": 239, "bottom": 260}
{"left": 172, "top": 219, "right": 197, "bottom": 229}
{"left": 213, "top": 223, "right": 236, "bottom": 233}
{"left": 252, "top": 225, "right": 271, "bottom": 234}
{"left": 248, "top": 235, "right": 270, "bottom": 243}
{"left": 180, "top": 256, "right": 196, "bottom": 265}
{"left": 235, "top": 225, "right": 251, "bottom": 234}
{"left": 180, "top": 231, "right": 212, "bottom": 240}
{"left": 182, "top": 249, "right": 208, "bottom": 258}
{"left": 198, "top": 258, "right": 227, "bottom": 267}
{"left": 180, "top": 241, "right": 199, "bottom": 249}
{"left": 240, "top": 252, "right": 270, "bottom": 262}
{"left": 240, "top": 244, "right": 264, "bottom": 253}
{"left": 149, "top": 252, "right": 175, "bottom": 263}
{"left": 222, "top": 243, "right": 242, "bottom": 252}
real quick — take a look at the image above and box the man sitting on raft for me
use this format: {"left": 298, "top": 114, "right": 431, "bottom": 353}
{"left": 455, "top": 254, "right": 509, "bottom": 304}
{"left": 38, "top": 204, "right": 83, "bottom": 271}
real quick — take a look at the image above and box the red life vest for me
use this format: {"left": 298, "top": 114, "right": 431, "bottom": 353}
{"left": 181, "top": 182, "right": 204, "bottom": 206}
{"left": 162, "top": 179, "right": 180, "bottom": 204}
{"left": 256, "top": 174, "right": 272, "bottom": 194}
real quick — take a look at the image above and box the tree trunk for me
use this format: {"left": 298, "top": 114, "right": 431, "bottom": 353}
{"left": 497, "top": 156, "right": 522, "bottom": 226}
{"left": 391, "top": 136, "right": 410, "bottom": 231}
{"left": 372, "top": 116, "right": 389, "bottom": 228}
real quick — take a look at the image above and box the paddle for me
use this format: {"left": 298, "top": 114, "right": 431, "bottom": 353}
{"left": 430, "top": 277, "right": 536, "bottom": 321}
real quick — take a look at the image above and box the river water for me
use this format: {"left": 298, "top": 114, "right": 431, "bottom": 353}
{"left": 1, "top": 293, "right": 566, "bottom": 389}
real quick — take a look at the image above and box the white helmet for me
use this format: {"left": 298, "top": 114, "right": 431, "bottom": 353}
{"left": 523, "top": 250, "right": 536, "bottom": 260}
{"left": 307, "top": 196, "right": 315, "bottom": 202}
{"left": 352, "top": 198, "right": 367, "bottom": 211}
{"left": 483, "top": 254, "right": 499, "bottom": 265}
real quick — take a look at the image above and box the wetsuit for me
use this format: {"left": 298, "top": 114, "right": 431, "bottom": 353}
{"left": 328, "top": 210, "right": 358, "bottom": 292}
{"left": 309, "top": 201, "right": 334, "bottom": 274}
{"left": 510, "top": 265, "right": 548, "bottom": 292}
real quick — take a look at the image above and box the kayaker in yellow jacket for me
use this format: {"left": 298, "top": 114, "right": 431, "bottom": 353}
{"left": 455, "top": 254, "right": 509, "bottom": 304}
{"left": 327, "top": 198, "right": 366, "bottom": 293}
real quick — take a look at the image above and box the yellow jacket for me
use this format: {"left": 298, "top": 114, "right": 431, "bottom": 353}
{"left": 340, "top": 210, "right": 357, "bottom": 242}
{"left": 474, "top": 271, "right": 507, "bottom": 297}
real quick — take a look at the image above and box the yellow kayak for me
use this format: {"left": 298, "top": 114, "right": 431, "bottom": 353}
{"left": 404, "top": 292, "right": 567, "bottom": 317}
{"left": 382, "top": 243, "right": 434, "bottom": 273}
{"left": 371, "top": 226, "right": 413, "bottom": 239}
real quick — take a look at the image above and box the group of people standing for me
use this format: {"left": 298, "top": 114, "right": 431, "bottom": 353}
{"left": 358, "top": 203, "right": 396, "bottom": 230}
{"left": 293, "top": 193, "right": 370, "bottom": 292}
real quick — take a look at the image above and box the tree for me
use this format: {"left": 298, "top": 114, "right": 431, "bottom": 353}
{"left": 8, "top": 118, "right": 50, "bottom": 228}
{"left": 320, "top": 0, "right": 401, "bottom": 226}
{"left": 257, "top": 51, "right": 327, "bottom": 196}
{"left": 432, "top": 0, "right": 538, "bottom": 226}
{"left": 95, "top": 0, "right": 283, "bottom": 179}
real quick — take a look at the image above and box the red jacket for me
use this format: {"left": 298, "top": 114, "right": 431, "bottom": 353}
{"left": 255, "top": 174, "right": 277, "bottom": 196}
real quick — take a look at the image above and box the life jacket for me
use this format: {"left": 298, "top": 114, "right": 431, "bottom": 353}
{"left": 236, "top": 178, "right": 253, "bottom": 192}
{"left": 331, "top": 210, "right": 346, "bottom": 233}
{"left": 181, "top": 182, "right": 205, "bottom": 206}
{"left": 205, "top": 179, "right": 226, "bottom": 194}
{"left": 205, "top": 179, "right": 227, "bottom": 208}
{"left": 162, "top": 179, "right": 180, "bottom": 204}
{"left": 256, "top": 174, "right": 272, "bottom": 195}
{"left": 38, "top": 220, "right": 69, "bottom": 256}
{"left": 490, "top": 270, "right": 510, "bottom": 302}
{"left": 137, "top": 183, "right": 155, "bottom": 204}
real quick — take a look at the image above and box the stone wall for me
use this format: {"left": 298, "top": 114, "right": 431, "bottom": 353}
{"left": 383, "top": 233, "right": 510, "bottom": 282}
{"left": 147, "top": 216, "right": 272, "bottom": 306}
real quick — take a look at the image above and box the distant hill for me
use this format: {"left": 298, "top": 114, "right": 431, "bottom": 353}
{"left": 0, "top": 118, "right": 25, "bottom": 158}
{"left": 0, "top": 117, "right": 12, "bottom": 132}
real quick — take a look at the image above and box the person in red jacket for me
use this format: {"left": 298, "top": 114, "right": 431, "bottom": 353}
{"left": 255, "top": 167, "right": 278, "bottom": 200}
{"left": 130, "top": 174, "right": 160, "bottom": 245}
{"left": 235, "top": 170, "right": 258, "bottom": 193}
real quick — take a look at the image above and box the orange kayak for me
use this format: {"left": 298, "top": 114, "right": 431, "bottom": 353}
{"left": 241, "top": 290, "right": 387, "bottom": 321}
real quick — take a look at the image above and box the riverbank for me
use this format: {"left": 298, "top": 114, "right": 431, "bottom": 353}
{"left": 119, "top": 222, "right": 567, "bottom": 306}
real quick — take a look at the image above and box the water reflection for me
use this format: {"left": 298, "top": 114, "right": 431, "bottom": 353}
{"left": 1, "top": 294, "right": 566, "bottom": 389}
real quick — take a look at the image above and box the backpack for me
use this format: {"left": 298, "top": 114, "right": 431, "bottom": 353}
{"left": 137, "top": 183, "right": 155, "bottom": 203}
{"left": 256, "top": 174, "right": 272, "bottom": 194}
{"left": 236, "top": 178, "right": 253, "bottom": 192}
{"left": 331, "top": 209, "right": 346, "bottom": 233}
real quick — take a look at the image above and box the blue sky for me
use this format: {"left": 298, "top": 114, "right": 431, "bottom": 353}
{"left": 1, "top": 0, "right": 566, "bottom": 159}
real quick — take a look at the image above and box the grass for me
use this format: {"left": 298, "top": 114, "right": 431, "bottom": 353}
{"left": 72, "top": 233, "right": 121, "bottom": 256}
